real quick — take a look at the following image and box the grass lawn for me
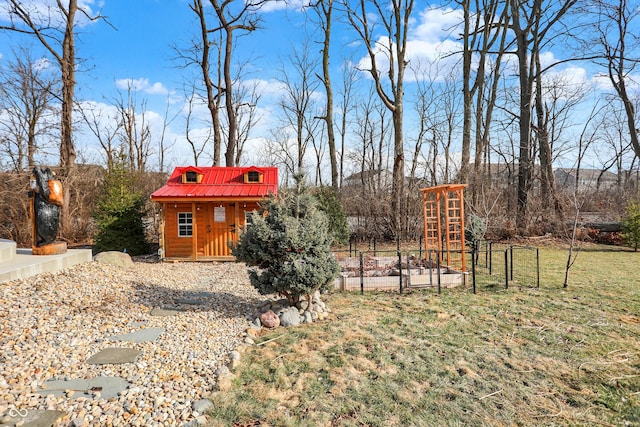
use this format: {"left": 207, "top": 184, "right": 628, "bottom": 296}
{"left": 207, "top": 244, "right": 640, "bottom": 426}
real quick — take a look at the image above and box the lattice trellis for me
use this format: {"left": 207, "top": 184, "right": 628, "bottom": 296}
{"left": 420, "top": 184, "right": 467, "bottom": 271}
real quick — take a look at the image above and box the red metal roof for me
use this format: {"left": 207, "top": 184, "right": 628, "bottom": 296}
{"left": 151, "top": 166, "right": 278, "bottom": 200}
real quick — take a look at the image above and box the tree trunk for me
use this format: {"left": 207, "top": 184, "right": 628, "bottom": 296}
{"left": 223, "top": 31, "right": 237, "bottom": 166}
{"left": 59, "top": 0, "right": 78, "bottom": 235}
{"left": 511, "top": 0, "right": 532, "bottom": 235}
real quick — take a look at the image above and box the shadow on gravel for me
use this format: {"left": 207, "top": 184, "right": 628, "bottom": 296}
{"left": 131, "top": 282, "right": 263, "bottom": 319}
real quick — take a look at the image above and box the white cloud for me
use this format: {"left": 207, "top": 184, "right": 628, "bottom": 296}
{"left": 259, "top": 0, "right": 308, "bottom": 13}
{"left": 33, "top": 57, "right": 52, "bottom": 71}
{"left": 354, "top": 6, "right": 465, "bottom": 83}
{"left": 115, "top": 78, "right": 170, "bottom": 95}
{"left": 412, "top": 7, "right": 463, "bottom": 43}
{"left": 242, "top": 78, "right": 287, "bottom": 98}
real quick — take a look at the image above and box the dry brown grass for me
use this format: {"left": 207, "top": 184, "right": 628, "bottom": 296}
{"left": 207, "top": 244, "right": 640, "bottom": 427}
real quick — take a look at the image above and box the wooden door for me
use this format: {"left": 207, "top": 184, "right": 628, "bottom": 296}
{"left": 196, "top": 203, "right": 238, "bottom": 257}
{"left": 211, "top": 203, "right": 237, "bottom": 256}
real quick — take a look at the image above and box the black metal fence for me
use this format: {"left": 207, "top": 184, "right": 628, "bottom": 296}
{"left": 333, "top": 242, "right": 539, "bottom": 294}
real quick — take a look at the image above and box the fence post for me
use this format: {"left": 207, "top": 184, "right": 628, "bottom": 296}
{"left": 349, "top": 237, "right": 353, "bottom": 257}
{"left": 398, "top": 251, "right": 403, "bottom": 294}
{"left": 373, "top": 238, "right": 377, "bottom": 256}
{"left": 536, "top": 247, "right": 540, "bottom": 288}
{"left": 406, "top": 252, "right": 411, "bottom": 290}
{"left": 436, "top": 250, "right": 442, "bottom": 295}
{"left": 419, "top": 236, "right": 423, "bottom": 260}
{"left": 504, "top": 249, "right": 509, "bottom": 289}
{"left": 489, "top": 242, "right": 493, "bottom": 275}
{"left": 428, "top": 250, "right": 433, "bottom": 288}
{"left": 484, "top": 240, "right": 488, "bottom": 268}
{"left": 359, "top": 251, "right": 364, "bottom": 295}
{"left": 510, "top": 245, "right": 514, "bottom": 281}
{"left": 471, "top": 249, "right": 477, "bottom": 295}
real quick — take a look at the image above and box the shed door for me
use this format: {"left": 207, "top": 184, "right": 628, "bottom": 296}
{"left": 198, "top": 203, "right": 237, "bottom": 257}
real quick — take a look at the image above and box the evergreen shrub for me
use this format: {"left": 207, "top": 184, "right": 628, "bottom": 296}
{"left": 232, "top": 176, "right": 340, "bottom": 305}
{"left": 93, "top": 156, "right": 150, "bottom": 256}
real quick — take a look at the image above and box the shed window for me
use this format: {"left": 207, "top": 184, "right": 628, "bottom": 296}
{"left": 244, "top": 211, "right": 255, "bottom": 231}
{"left": 178, "top": 212, "right": 193, "bottom": 237}
{"left": 247, "top": 171, "right": 260, "bottom": 182}
{"left": 185, "top": 171, "right": 198, "bottom": 183}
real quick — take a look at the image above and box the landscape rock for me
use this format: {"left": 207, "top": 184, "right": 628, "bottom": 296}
{"left": 229, "top": 350, "right": 241, "bottom": 369}
{"left": 93, "top": 251, "right": 134, "bottom": 269}
{"left": 192, "top": 399, "right": 214, "bottom": 414}
{"left": 260, "top": 310, "right": 280, "bottom": 328}
{"left": 279, "top": 307, "right": 302, "bottom": 327}
{"left": 303, "top": 311, "right": 313, "bottom": 324}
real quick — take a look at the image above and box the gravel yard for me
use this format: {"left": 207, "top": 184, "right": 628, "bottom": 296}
{"left": 0, "top": 260, "right": 261, "bottom": 426}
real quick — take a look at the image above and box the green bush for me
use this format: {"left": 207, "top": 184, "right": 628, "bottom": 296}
{"left": 232, "top": 175, "right": 340, "bottom": 305}
{"left": 314, "top": 186, "right": 350, "bottom": 246}
{"left": 93, "top": 156, "right": 150, "bottom": 256}
{"left": 621, "top": 198, "right": 640, "bottom": 251}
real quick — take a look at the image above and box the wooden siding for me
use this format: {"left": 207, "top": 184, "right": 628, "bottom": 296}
{"left": 164, "top": 203, "right": 195, "bottom": 258}
{"left": 163, "top": 201, "right": 263, "bottom": 259}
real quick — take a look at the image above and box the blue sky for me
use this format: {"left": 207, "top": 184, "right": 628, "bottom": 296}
{"left": 0, "top": 0, "right": 635, "bottom": 178}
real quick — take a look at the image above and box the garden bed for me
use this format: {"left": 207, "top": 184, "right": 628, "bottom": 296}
{"left": 334, "top": 255, "right": 467, "bottom": 291}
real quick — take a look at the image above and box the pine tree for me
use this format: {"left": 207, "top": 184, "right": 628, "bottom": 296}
{"left": 93, "top": 153, "right": 150, "bottom": 255}
{"left": 315, "top": 186, "right": 350, "bottom": 246}
{"left": 232, "top": 175, "right": 340, "bottom": 305}
{"left": 621, "top": 198, "right": 640, "bottom": 251}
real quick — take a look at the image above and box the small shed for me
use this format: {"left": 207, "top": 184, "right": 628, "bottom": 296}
{"left": 151, "top": 166, "right": 278, "bottom": 260}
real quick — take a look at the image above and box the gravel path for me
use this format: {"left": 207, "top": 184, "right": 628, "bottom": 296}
{"left": 0, "top": 260, "right": 262, "bottom": 426}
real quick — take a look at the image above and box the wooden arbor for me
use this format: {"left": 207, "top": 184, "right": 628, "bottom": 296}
{"left": 420, "top": 184, "right": 467, "bottom": 271}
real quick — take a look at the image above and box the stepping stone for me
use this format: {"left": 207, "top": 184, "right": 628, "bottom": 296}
{"left": 189, "top": 291, "right": 215, "bottom": 298}
{"left": 0, "top": 409, "right": 65, "bottom": 427}
{"left": 174, "top": 291, "right": 215, "bottom": 305}
{"left": 87, "top": 348, "right": 142, "bottom": 365}
{"left": 38, "top": 377, "right": 130, "bottom": 399}
{"left": 108, "top": 327, "right": 165, "bottom": 343}
{"left": 149, "top": 307, "right": 184, "bottom": 316}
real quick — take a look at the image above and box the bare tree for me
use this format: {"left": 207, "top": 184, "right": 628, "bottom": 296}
{"left": 456, "top": 0, "right": 509, "bottom": 184}
{"left": 78, "top": 101, "right": 121, "bottom": 171}
{"left": 114, "top": 85, "right": 152, "bottom": 172}
{"left": 596, "top": 102, "right": 636, "bottom": 190}
{"left": 0, "top": 0, "right": 107, "bottom": 233}
{"left": 157, "top": 95, "right": 179, "bottom": 173}
{"left": 337, "top": 61, "right": 359, "bottom": 188}
{"left": 277, "top": 42, "right": 321, "bottom": 175}
{"left": 0, "top": 47, "right": 59, "bottom": 172}
{"left": 589, "top": 0, "right": 640, "bottom": 159}
{"left": 349, "top": 85, "right": 391, "bottom": 195}
{"left": 221, "top": 68, "right": 262, "bottom": 166}
{"left": 183, "top": 87, "right": 213, "bottom": 166}
{"left": 508, "top": 0, "right": 577, "bottom": 234}
{"left": 208, "top": 0, "right": 264, "bottom": 166}
{"left": 344, "top": 0, "right": 414, "bottom": 239}
{"left": 309, "top": 0, "right": 339, "bottom": 189}
{"left": 265, "top": 127, "right": 297, "bottom": 185}
{"left": 185, "top": 0, "right": 224, "bottom": 165}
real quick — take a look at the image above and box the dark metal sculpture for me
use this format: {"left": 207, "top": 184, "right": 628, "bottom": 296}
{"left": 29, "top": 167, "right": 61, "bottom": 247}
